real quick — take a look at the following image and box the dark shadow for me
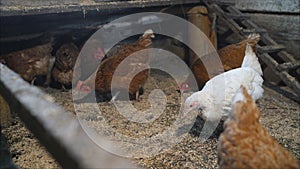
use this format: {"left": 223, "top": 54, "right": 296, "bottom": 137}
{"left": 0, "top": 126, "right": 18, "bottom": 169}
{"left": 264, "top": 82, "right": 300, "bottom": 104}
{"left": 188, "top": 116, "right": 224, "bottom": 139}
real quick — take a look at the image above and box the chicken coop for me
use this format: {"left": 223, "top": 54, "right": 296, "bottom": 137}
{"left": 0, "top": 0, "right": 299, "bottom": 169}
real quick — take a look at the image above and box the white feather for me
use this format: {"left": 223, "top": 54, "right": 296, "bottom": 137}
{"left": 184, "top": 44, "right": 263, "bottom": 121}
{"left": 231, "top": 87, "right": 245, "bottom": 104}
{"left": 241, "top": 43, "right": 263, "bottom": 75}
{"left": 143, "top": 29, "right": 155, "bottom": 38}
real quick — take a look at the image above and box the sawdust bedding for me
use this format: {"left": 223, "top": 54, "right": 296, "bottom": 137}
{"left": 1, "top": 70, "right": 299, "bottom": 169}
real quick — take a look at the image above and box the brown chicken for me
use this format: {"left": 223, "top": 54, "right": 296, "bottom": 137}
{"left": 218, "top": 33, "right": 260, "bottom": 71}
{"left": 187, "top": 6, "right": 218, "bottom": 68}
{"left": 52, "top": 43, "right": 80, "bottom": 89}
{"left": 179, "top": 33, "right": 260, "bottom": 92}
{"left": 1, "top": 43, "right": 52, "bottom": 85}
{"left": 77, "top": 29, "right": 154, "bottom": 100}
{"left": 218, "top": 86, "right": 300, "bottom": 169}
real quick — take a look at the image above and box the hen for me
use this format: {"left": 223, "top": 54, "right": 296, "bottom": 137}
{"left": 180, "top": 33, "right": 260, "bottom": 91}
{"left": 52, "top": 43, "right": 80, "bottom": 89}
{"left": 183, "top": 43, "right": 263, "bottom": 121}
{"left": 187, "top": 6, "right": 218, "bottom": 77}
{"left": 218, "top": 33, "right": 260, "bottom": 71}
{"left": 77, "top": 29, "right": 154, "bottom": 100}
{"left": 218, "top": 86, "right": 300, "bottom": 169}
{"left": 0, "top": 43, "right": 52, "bottom": 85}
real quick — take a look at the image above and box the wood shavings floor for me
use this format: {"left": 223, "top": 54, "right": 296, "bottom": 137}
{"left": 1, "top": 70, "right": 299, "bottom": 169}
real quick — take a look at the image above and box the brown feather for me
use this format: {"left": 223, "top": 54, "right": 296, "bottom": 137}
{"left": 218, "top": 33, "right": 260, "bottom": 71}
{"left": 52, "top": 43, "right": 80, "bottom": 86}
{"left": 187, "top": 34, "right": 260, "bottom": 89}
{"left": 80, "top": 31, "right": 153, "bottom": 100}
{"left": 188, "top": 6, "right": 218, "bottom": 68}
{"left": 218, "top": 87, "right": 300, "bottom": 169}
{"left": 1, "top": 43, "right": 52, "bottom": 83}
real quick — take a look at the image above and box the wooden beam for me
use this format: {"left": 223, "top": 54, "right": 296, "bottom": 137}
{"left": 224, "top": 5, "right": 296, "bottom": 62}
{"left": 200, "top": 2, "right": 300, "bottom": 98}
{"left": 0, "top": 0, "right": 200, "bottom": 16}
{"left": 209, "top": 4, "right": 243, "bottom": 35}
{"left": 257, "top": 44, "right": 286, "bottom": 53}
{"left": 279, "top": 71, "right": 300, "bottom": 96}
{"left": 0, "top": 64, "right": 136, "bottom": 169}
{"left": 235, "top": 0, "right": 300, "bottom": 13}
{"left": 277, "top": 61, "right": 300, "bottom": 72}
{"left": 241, "top": 28, "right": 267, "bottom": 34}
{"left": 204, "top": 0, "right": 235, "bottom": 6}
{"left": 224, "top": 13, "right": 250, "bottom": 19}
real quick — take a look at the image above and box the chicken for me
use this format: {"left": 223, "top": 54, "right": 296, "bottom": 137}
{"left": 183, "top": 43, "right": 263, "bottom": 121}
{"left": 187, "top": 6, "right": 218, "bottom": 51}
{"left": 152, "top": 34, "right": 186, "bottom": 61}
{"left": 180, "top": 33, "right": 260, "bottom": 91}
{"left": 183, "top": 51, "right": 223, "bottom": 91}
{"left": 218, "top": 86, "right": 300, "bottom": 169}
{"left": 77, "top": 29, "right": 154, "bottom": 100}
{"left": 187, "top": 6, "right": 218, "bottom": 77}
{"left": 218, "top": 33, "right": 260, "bottom": 71}
{"left": 52, "top": 43, "right": 80, "bottom": 89}
{"left": 0, "top": 43, "right": 52, "bottom": 85}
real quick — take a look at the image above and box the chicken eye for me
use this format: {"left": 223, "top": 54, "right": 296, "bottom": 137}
{"left": 190, "top": 105, "right": 193, "bottom": 108}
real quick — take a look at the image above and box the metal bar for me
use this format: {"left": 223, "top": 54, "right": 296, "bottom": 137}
{"left": 0, "top": 63, "right": 136, "bottom": 169}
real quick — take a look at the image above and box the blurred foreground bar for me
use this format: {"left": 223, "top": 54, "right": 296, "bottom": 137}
{"left": 0, "top": 63, "right": 136, "bottom": 169}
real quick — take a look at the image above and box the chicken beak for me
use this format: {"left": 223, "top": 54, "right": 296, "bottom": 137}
{"left": 182, "top": 100, "right": 200, "bottom": 117}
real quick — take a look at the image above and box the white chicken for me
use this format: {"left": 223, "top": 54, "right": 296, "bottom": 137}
{"left": 183, "top": 43, "right": 263, "bottom": 121}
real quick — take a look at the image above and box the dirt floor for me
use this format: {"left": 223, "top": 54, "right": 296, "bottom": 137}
{"left": 1, "top": 70, "right": 299, "bottom": 169}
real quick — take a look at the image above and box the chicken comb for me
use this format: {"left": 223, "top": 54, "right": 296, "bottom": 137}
{"left": 94, "top": 47, "right": 105, "bottom": 61}
{"left": 77, "top": 80, "right": 83, "bottom": 90}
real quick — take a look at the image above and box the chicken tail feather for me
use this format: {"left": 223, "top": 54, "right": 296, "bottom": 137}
{"left": 241, "top": 43, "right": 263, "bottom": 75}
{"left": 247, "top": 33, "right": 260, "bottom": 44}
